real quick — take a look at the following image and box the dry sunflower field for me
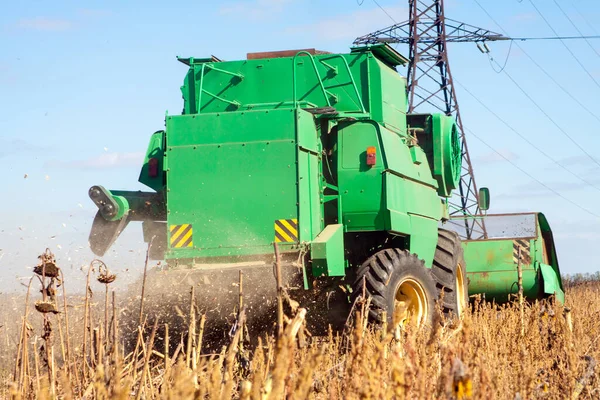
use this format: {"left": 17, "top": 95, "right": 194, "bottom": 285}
{"left": 0, "top": 250, "right": 599, "bottom": 399}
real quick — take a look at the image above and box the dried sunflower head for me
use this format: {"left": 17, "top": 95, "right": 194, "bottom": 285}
{"left": 97, "top": 273, "right": 117, "bottom": 284}
{"left": 35, "top": 300, "right": 59, "bottom": 314}
{"left": 96, "top": 260, "right": 116, "bottom": 284}
{"left": 33, "top": 262, "right": 60, "bottom": 278}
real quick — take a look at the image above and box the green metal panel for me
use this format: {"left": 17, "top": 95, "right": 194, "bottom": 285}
{"left": 297, "top": 52, "right": 367, "bottom": 113}
{"left": 296, "top": 109, "right": 323, "bottom": 242}
{"left": 311, "top": 224, "right": 345, "bottom": 277}
{"left": 361, "top": 55, "right": 408, "bottom": 134}
{"left": 463, "top": 239, "right": 540, "bottom": 301}
{"left": 138, "top": 130, "right": 165, "bottom": 191}
{"left": 379, "top": 124, "right": 441, "bottom": 268}
{"left": 380, "top": 125, "right": 440, "bottom": 224}
{"left": 166, "top": 109, "right": 297, "bottom": 146}
{"left": 536, "top": 213, "right": 564, "bottom": 292}
{"left": 406, "top": 215, "right": 438, "bottom": 270}
{"left": 165, "top": 109, "right": 299, "bottom": 260}
{"left": 337, "top": 121, "right": 385, "bottom": 231}
{"left": 375, "top": 57, "right": 408, "bottom": 133}
{"left": 468, "top": 269, "right": 539, "bottom": 302}
{"left": 539, "top": 263, "right": 565, "bottom": 303}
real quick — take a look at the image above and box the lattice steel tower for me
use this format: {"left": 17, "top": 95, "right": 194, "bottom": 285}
{"left": 355, "top": 0, "right": 505, "bottom": 238}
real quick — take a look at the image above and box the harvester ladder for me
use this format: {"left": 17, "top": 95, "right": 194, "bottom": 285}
{"left": 292, "top": 52, "right": 366, "bottom": 114}
{"left": 196, "top": 63, "right": 244, "bottom": 111}
{"left": 318, "top": 55, "right": 366, "bottom": 114}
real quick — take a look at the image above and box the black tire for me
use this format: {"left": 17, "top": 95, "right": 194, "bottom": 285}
{"left": 352, "top": 249, "right": 437, "bottom": 328}
{"left": 431, "top": 229, "right": 468, "bottom": 318}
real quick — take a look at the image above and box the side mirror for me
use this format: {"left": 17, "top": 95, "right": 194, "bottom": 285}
{"left": 478, "top": 187, "right": 490, "bottom": 212}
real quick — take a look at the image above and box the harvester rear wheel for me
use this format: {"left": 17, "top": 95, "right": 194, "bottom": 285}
{"left": 353, "top": 249, "right": 436, "bottom": 329}
{"left": 431, "top": 229, "right": 468, "bottom": 318}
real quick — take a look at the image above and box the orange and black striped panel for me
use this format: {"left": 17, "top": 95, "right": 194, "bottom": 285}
{"left": 274, "top": 219, "right": 298, "bottom": 243}
{"left": 170, "top": 224, "right": 193, "bottom": 248}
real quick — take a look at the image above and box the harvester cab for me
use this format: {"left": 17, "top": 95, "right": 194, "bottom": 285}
{"left": 89, "top": 43, "right": 563, "bottom": 330}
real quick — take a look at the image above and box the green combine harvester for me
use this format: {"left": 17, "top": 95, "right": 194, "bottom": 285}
{"left": 89, "top": 44, "right": 564, "bottom": 329}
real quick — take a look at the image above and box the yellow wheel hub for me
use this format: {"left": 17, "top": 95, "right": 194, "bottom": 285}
{"left": 456, "top": 263, "right": 467, "bottom": 317}
{"left": 394, "top": 278, "right": 428, "bottom": 328}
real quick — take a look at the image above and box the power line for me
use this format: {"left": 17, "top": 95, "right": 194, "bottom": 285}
{"left": 472, "top": 0, "right": 600, "bottom": 170}
{"left": 465, "top": 127, "right": 600, "bottom": 218}
{"left": 455, "top": 79, "right": 600, "bottom": 194}
{"left": 360, "top": 0, "right": 403, "bottom": 52}
{"left": 474, "top": 0, "right": 600, "bottom": 123}
{"left": 512, "top": 43, "right": 600, "bottom": 124}
{"left": 371, "top": 0, "right": 397, "bottom": 24}
{"left": 528, "top": 0, "right": 600, "bottom": 90}
{"left": 493, "top": 60, "right": 600, "bottom": 170}
{"left": 552, "top": 0, "right": 600, "bottom": 59}
{"left": 509, "top": 34, "right": 600, "bottom": 41}
{"left": 488, "top": 39, "right": 513, "bottom": 73}
{"left": 568, "top": 0, "right": 599, "bottom": 36}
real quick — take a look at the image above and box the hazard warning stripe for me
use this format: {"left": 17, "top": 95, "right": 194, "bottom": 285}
{"left": 170, "top": 224, "right": 193, "bottom": 248}
{"left": 513, "top": 239, "right": 531, "bottom": 264}
{"left": 274, "top": 219, "right": 298, "bottom": 243}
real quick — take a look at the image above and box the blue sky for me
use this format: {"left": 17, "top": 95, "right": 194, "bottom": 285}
{"left": 1, "top": 0, "right": 600, "bottom": 291}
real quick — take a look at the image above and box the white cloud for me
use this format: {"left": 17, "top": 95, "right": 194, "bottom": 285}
{"left": 16, "top": 17, "right": 73, "bottom": 32}
{"left": 286, "top": 6, "right": 407, "bottom": 41}
{"left": 219, "top": 0, "right": 294, "bottom": 21}
{"left": 46, "top": 152, "right": 145, "bottom": 170}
